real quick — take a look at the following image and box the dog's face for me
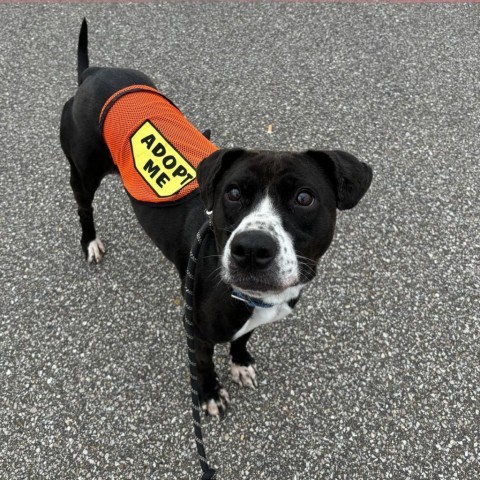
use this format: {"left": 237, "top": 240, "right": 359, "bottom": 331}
{"left": 198, "top": 149, "right": 372, "bottom": 303}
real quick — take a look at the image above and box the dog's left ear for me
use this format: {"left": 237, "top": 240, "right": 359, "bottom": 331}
{"left": 197, "top": 148, "right": 247, "bottom": 211}
{"left": 306, "top": 150, "right": 373, "bottom": 210}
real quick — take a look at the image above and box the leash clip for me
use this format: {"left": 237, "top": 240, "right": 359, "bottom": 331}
{"left": 205, "top": 209, "right": 213, "bottom": 228}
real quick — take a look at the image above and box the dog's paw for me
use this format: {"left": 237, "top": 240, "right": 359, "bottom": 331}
{"left": 231, "top": 361, "right": 258, "bottom": 389}
{"left": 201, "top": 388, "right": 230, "bottom": 417}
{"left": 87, "top": 238, "right": 105, "bottom": 263}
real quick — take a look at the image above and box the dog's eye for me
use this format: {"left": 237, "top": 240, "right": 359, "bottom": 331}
{"left": 296, "top": 190, "right": 315, "bottom": 207}
{"left": 225, "top": 186, "right": 241, "bottom": 202}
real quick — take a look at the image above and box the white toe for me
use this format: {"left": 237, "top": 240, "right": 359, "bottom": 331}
{"left": 201, "top": 389, "right": 230, "bottom": 417}
{"left": 87, "top": 238, "right": 105, "bottom": 263}
{"left": 231, "top": 362, "right": 257, "bottom": 388}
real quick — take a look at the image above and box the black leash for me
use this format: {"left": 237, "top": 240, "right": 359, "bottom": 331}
{"left": 183, "top": 219, "right": 217, "bottom": 480}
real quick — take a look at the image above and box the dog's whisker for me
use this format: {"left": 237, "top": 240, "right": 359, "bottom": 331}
{"left": 216, "top": 226, "right": 235, "bottom": 235}
{"left": 202, "top": 254, "right": 223, "bottom": 260}
{"left": 207, "top": 266, "right": 224, "bottom": 281}
{"left": 298, "top": 262, "right": 317, "bottom": 275}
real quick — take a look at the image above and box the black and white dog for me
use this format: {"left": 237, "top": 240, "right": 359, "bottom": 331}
{"left": 61, "top": 20, "right": 372, "bottom": 416}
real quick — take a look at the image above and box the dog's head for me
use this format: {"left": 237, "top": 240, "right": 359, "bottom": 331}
{"left": 197, "top": 149, "right": 372, "bottom": 304}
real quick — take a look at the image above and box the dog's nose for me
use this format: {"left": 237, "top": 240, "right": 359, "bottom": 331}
{"left": 230, "top": 231, "right": 277, "bottom": 270}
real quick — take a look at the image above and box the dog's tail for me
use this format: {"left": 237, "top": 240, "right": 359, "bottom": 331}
{"left": 77, "top": 18, "right": 89, "bottom": 85}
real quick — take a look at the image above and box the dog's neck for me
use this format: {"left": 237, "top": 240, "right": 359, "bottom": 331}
{"left": 230, "top": 284, "right": 304, "bottom": 310}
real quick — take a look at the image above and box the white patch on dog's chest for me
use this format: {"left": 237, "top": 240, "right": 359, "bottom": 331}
{"left": 231, "top": 303, "right": 293, "bottom": 341}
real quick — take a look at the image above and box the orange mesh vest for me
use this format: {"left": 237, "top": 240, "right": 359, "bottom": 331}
{"left": 99, "top": 85, "right": 218, "bottom": 203}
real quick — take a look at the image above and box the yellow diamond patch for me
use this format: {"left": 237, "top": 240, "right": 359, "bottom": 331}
{"left": 130, "top": 120, "right": 196, "bottom": 198}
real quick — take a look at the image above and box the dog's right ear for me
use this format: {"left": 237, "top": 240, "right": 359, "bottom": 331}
{"left": 197, "top": 148, "right": 246, "bottom": 211}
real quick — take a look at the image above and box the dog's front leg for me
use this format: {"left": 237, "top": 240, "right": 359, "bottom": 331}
{"left": 230, "top": 331, "right": 257, "bottom": 388}
{"left": 195, "top": 337, "right": 230, "bottom": 416}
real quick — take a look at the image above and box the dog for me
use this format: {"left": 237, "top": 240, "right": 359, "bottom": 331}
{"left": 60, "top": 20, "right": 373, "bottom": 416}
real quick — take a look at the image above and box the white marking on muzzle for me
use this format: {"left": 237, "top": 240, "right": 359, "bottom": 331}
{"left": 222, "top": 195, "right": 299, "bottom": 293}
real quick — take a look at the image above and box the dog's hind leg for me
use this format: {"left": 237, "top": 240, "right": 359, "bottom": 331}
{"left": 68, "top": 159, "right": 107, "bottom": 263}
{"left": 230, "top": 331, "right": 258, "bottom": 388}
{"left": 61, "top": 95, "right": 114, "bottom": 263}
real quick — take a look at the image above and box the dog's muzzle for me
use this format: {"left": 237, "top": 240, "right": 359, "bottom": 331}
{"left": 224, "top": 230, "right": 286, "bottom": 293}
{"left": 221, "top": 195, "right": 300, "bottom": 295}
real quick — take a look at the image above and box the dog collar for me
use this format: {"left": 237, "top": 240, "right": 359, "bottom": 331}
{"left": 231, "top": 290, "right": 276, "bottom": 309}
{"left": 231, "top": 290, "right": 299, "bottom": 309}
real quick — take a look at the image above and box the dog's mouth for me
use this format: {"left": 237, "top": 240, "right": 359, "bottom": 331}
{"left": 224, "top": 270, "right": 299, "bottom": 296}
{"left": 232, "top": 278, "right": 284, "bottom": 294}
{"left": 229, "top": 276, "right": 304, "bottom": 307}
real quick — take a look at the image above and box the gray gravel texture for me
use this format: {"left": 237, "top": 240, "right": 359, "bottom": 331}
{"left": 1, "top": 3, "right": 479, "bottom": 480}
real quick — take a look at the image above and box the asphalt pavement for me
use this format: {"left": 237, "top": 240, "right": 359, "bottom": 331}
{"left": 0, "top": 2, "right": 479, "bottom": 479}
